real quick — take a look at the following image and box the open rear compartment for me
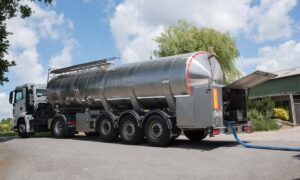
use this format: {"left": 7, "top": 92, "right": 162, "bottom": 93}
{"left": 222, "top": 87, "right": 248, "bottom": 126}
{"left": 222, "top": 70, "right": 277, "bottom": 133}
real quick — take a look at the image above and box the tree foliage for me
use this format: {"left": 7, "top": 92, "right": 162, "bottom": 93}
{"left": 154, "top": 20, "right": 241, "bottom": 84}
{"left": 0, "top": 0, "right": 52, "bottom": 85}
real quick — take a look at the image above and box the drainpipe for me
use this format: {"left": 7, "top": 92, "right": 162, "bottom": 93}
{"left": 289, "top": 94, "right": 297, "bottom": 125}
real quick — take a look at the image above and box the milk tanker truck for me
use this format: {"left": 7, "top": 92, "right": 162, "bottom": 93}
{"left": 9, "top": 51, "right": 275, "bottom": 146}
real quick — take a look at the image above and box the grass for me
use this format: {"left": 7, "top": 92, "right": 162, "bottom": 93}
{"left": 0, "top": 131, "right": 51, "bottom": 137}
{"left": 0, "top": 131, "right": 17, "bottom": 137}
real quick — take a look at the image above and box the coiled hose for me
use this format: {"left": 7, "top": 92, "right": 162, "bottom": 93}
{"left": 227, "top": 122, "right": 300, "bottom": 152}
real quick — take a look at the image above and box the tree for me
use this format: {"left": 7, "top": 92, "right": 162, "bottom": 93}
{"left": 154, "top": 20, "right": 241, "bottom": 84}
{"left": 0, "top": 0, "right": 52, "bottom": 85}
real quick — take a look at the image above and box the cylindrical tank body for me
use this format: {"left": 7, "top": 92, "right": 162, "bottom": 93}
{"left": 46, "top": 51, "right": 223, "bottom": 110}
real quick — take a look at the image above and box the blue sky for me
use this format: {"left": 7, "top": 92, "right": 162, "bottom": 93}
{"left": 0, "top": 0, "right": 299, "bottom": 118}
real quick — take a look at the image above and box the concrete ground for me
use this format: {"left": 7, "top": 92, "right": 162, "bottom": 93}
{"left": 0, "top": 127, "right": 300, "bottom": 180}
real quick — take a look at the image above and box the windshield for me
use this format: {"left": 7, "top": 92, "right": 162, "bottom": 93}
{"left": 36, "top": 89, "right": 46, "bottom": 97}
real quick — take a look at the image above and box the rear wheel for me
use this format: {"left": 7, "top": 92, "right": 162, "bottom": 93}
{"left": 119, "top": 115, "right": 144, "bottom": 144}
{"left": 144, "top": 114, "right": 171, "bottom": 146}
{"left": 18, "top": 120, "right": 29, "bottom": 138}
{"left": 183, "top": 129, "right": 208, "bottom": 141}
{"left": 98, "top": 115, "right": 118, "bottom": 142}
{"left": 51, "top": 118, "right": 67, "bottom": 138}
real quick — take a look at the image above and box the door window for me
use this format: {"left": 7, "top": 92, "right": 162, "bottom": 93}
{"left": 15, "top": 90, "right": 23, "bottom": 102}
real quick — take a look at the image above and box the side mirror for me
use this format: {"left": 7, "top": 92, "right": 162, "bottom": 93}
{"left": 9, "top": 91, "right": 14, "bottom": 104}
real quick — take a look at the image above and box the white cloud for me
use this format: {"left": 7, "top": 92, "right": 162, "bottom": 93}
{"left": 0, "top": 92, "right": 12, "bottom": 118}
{"left": 110, "top": 0, "right": 251, "bottom": 61}
{"left": 236, "top": 40, "right": 300, "bottom": 73}
{"left": 6, "top": 1, "right": 75, "bottom": 84}
{"left": 49, "top": 39, "right": 77, "bottom": 69}
{"left": 248, "top": 0, "right": 297, "bottom": 42}
{"left": 1, "top": 2, "right": 76, "bottom": 119}
{"left": 110, "top": 0, "right": 297, "bottom": 61}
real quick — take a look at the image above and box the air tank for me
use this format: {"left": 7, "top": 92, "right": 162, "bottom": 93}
{"left": 46, "top": 51, "right": 223, "bottom": 110}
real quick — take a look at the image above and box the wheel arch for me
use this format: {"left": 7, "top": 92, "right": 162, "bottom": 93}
{"left": 118, "top": 110, "right": 142, "bottom": 128}
{"left": 51, "top": 114, "right": 68, "bottom": 128}
{"left": 97, "top": 112, "right": 118, "bottom": 129}
{"left": 17, "top": 117, "right": 25, "bottom": 126}
{"left": 142, "top": 110, "right": 174, "bottom": 129}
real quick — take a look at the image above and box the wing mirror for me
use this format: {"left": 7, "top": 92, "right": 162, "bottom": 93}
{"left": 9, "top": 91, "right": 15, "bottom": 104}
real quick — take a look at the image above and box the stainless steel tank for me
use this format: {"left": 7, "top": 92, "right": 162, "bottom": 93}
{"left": 46, "top": 51, "right": 223, "bottom": 110}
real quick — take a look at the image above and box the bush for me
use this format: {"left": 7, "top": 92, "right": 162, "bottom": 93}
{"left": 248, "top": 109, "right": 280, "bottom": 131}
{"left": 0, "top": 124, "right": 10, "bottom": 132}
{"left": 0, "top": 118, "right": 13, "bottom": 132}
{"left": 273, "top": 108, "right": 289, "bottom": 121}
{"left": 248, "top": 97, "right": 275, "bottom": 116}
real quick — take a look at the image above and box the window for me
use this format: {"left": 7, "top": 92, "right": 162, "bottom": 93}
{"left": 15, "top": 90, "right": 23, "bottom": 102}
{"left": 36, "top": 89, "right": 46, "bottom": 97}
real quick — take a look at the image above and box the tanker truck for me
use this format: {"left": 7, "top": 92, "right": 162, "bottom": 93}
{"left": 8, "top": 51, "right": 275, "bottom": 146}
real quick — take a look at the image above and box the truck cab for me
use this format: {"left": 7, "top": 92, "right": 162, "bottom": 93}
{"left": 9, "top": 84, "right": 47, "bottom": 137}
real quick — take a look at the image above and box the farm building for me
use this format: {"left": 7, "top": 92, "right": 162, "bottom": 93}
{"left": 249, "top": 67, "right": 300, "bottom": 125}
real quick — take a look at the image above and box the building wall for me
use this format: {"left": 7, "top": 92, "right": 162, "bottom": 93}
{"left": 250, "top": 75, "right": 300, "bottom": 97}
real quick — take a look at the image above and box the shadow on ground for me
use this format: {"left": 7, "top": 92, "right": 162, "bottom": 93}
{"left": 0, "top": 133, "right": 247, "bottom": 151}
{"left": 70, "top": 135, "right": 241, "bottom": 151}
{"left": 293, "top": 154, "right": 300, "bottom": 160}
{"left": 0, "top": 136, "right": 15, "bottom": 143}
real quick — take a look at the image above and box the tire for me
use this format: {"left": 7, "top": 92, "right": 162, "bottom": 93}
{"left": 18, "top": 120, "right": 29, "bottom": 138}
{"left": 119, "top": 115, "right": 144, "bottom": 144}
{"left": 97, "top": 115, "right": 118, "bottom": 142}
{"left": 144, "top": 114, "right": 171, "bottom": 146}
{"left": 51, "top": 117, "right": 67, "bottom": 138}
{"left": 183, "top": 129, "right": 208, "bottom": 141}
{"left": 85, "top": 132, "right": 99, "bottom": 136}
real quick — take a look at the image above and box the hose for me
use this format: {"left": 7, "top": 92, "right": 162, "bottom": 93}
{"left": 227, "top": 122, "right": 300, "bottom": 152}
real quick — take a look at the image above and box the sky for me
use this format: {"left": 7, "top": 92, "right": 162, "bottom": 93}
{"left": 0, "top": 0, "right": 300, "bottom": 119}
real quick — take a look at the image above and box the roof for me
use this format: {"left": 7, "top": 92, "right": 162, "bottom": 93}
{"left": 226, "top": 70, "right": 276, "bottom": 89}
{"left": 273, "top": 67, "right": 300, "bottom": 79}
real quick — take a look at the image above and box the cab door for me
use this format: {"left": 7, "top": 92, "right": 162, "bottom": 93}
{"left": 13, "top": 88, "right": 26, "bottom": 120}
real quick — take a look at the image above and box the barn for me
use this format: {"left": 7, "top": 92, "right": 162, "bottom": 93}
{"left": 250, "top": 67, "right": 300, "bottom": 125}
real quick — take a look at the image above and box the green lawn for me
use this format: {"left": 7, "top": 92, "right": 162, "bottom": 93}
{"left": 0, "top": 131, "right": 17, "bottom": 137}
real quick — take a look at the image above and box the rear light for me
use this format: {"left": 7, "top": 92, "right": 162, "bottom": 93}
{"left": 68, "top": 120, "right": 76, "bottom": 126}
{"left": 242, "top": 125, "right": 250, "bottom": 132}
{"left": 211, "top": 128, "right": 221, "bottom": 135}
{"left": 213, "top": 87, "right": 219, "bottom": 110}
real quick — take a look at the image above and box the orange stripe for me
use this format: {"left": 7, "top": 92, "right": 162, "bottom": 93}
{"left": 213, "top": 87, "right": 219, "bottom": 110}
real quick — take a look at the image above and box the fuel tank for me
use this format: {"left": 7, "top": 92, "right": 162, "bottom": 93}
{"left": 46, "top": 51, "right": 223, "bottom": 110}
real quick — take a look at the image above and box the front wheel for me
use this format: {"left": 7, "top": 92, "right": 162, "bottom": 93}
{"left": 18, "top": 120, "right": 29, "bottom": 138}
{"left": 51, "top": 118, "right": 67, "bottom": 138}
{"left": 144, "top": 114, "right": 171, "bottom": 146}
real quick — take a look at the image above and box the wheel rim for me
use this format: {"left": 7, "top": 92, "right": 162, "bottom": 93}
{"left": 55, "top": 120, "right": 63, "bottom": 134}
{"left": 149, "top": 121, "right": 163, "bottom": 139}
{"left": 19, "top": 124, "right": 26, "bottom": 133}
{"left": 123, "top": 121, "right": 135, "bottom": 139}
{"left": 101, "top": 119, "right": 112, "bottom": 135}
